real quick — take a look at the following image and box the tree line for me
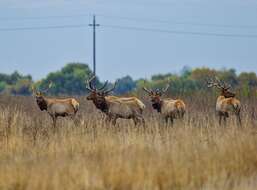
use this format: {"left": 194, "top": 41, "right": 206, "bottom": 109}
{"left": 0, "top": 63, "right": 256, "bottom": 97}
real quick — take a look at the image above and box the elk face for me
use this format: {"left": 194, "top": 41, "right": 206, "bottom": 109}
{"left": 32, "top": 82, "right": 52, "bottom": 111}
{"left": 151, "top": 94, "right": 162, "bottom": 112}
{"left": 87, "top": 91, "right": 108, "bottom": 111}
{"left": 36, "top": 94, "right": 47, "bottom": 111}
{"left": 86, "top": 76, "right": 116, "bottom": 112}
{"left": 86, "top": 91, "right": 98, "bottom": 101}
{"left": 143, "top": 84, "right": 169, "bottom": 112}
{"left": 221, "top": 89, "right": 235, "bottom": 98}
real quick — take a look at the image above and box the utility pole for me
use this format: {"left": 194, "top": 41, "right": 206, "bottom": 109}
{"left": 89, "top": 15, "right": 100, "bottom": 76}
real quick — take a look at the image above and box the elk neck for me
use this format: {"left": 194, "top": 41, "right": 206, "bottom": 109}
{"left": 217, "top": 95, "right": 226, "bottom": 101}
{"left": 152, "top": 99, "right": 163, "bottom": 113}
{"left": 36, "top": 96, "right": 48, "bottom": 111}
{"left": 92, "top": 96, "right": 109, "bottom": 113}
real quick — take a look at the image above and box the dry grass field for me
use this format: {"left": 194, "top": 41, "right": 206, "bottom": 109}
{"left": 0, "top": 95, "right": 256, "bottom": 190}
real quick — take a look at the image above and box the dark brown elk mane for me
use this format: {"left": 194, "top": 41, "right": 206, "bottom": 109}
{"left": 151, "top": 96, "right": 163, "bottom": 112}
{"left": 221, "top": 89, "right": 235, "bottom": 98}
{"left": 36, "top": 94, "right": 48, "bottom": 111}
{"left": 92, "top": 93, "right": 109, "bottom": 113}
{"left": 152, "top": 102, "right": 162, "bottom": 113}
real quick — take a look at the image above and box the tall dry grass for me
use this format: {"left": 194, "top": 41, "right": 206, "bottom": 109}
{"left": 0, "top": 95, "right": 256, "bottom": 190}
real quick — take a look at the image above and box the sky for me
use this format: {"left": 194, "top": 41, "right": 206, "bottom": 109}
{"left": 0, "top": 0, "right": 257, "bottom": 81}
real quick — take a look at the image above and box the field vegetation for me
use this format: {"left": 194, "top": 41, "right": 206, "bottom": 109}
{"left": 0, "top": 94, "right": 256, "bottom": 190}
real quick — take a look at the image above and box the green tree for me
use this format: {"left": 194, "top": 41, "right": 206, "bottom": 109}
{"left": 238, "top": 72, "right": 257, "bottom": 87}
{"left": 10, "top": 79, "right": 32, "bottom": 95}
{"left": 238, "top": 72, "right": 257, "bottom": 97}
{"left": 38, "top": 63, "right": 98, "bottom": 95}
{"left": 114, "top": 75, "right": 136, "bottom": 94}
{"left": 0, "top": 81, "right": 6, "bottom": 93}
{"left": 180, "top": 66, "right": 192, "bottom": 79}
{"left": 218, "top": 69, "right": 238, "bottom": 87}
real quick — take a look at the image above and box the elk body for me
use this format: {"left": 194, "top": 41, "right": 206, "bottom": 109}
{"left": 207, "top": 77, "right": 241, "bottom": 126}
{"left": 33, "top": 84, "right": 79, "bottom": 128}
{"left": 86, "top": 77, "right": 145, "bottom": 126}
{"left": 143, "top": 84, "right": 186, "bottom": 124}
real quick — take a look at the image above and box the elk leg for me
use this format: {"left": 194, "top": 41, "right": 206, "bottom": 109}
{"left": 165, "top": 116, "right": 169, "bottom": 124}
{"left": 170, "top": 117, "right": 174, "bottom": 126}
{"left": 71, "top": 115, "right": 79, "bottom": 126}
{"left": 105, "top": 115, "right": 112, "bottom": 124}
{"left": 218, "top": 114, "right": 222, "bottom": 126}
{"left": 223, "top": 116, "right": 227, "bottom": 126}
{"left": 141, "top": 117, "right": 146, "bottom": 127}
{"left": 135, "top": 114, "right": 145, "bottom": 127}
{"left": 237, "top": 112, "right": 242, "bottom": 127}
{"left": 112, "top": 116, "right": 117, "bottom": 126}
{"left": 177, "top": 110, "right": 182, "bottom": 119}
{"left": 180, "top": 110, "right": 185, "bottom": 119}
{"left": 52, "top": 115, "right": 57, "bottom": 129}
{"left": 133, "top": 117, "right": 139, "bottom": 126}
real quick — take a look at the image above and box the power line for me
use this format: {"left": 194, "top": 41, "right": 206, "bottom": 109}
{"left": 0, "top": 14, "right": 90, "bottom": 21}
{"left": 102, "top": 24, "right": 257, "bottom": 39}
{"left": 0, "top": 23, "right": 256, "bottom": 39}
{"left": 0, "top": 24, "right": 88, "bottom": 31}
{"left": 1, "top": 13, "right": 257, "bottom": 29}
{"left": 97, "top": 14, "right": 257, "bottom": 29}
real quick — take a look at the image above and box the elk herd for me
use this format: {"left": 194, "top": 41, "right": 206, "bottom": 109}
{"left": 32, "top": 76, "right": 242, "bottom": 128}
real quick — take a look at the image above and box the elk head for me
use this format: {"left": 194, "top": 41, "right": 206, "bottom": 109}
{"left": 86, "top": 76, "right": 117, "bottom": 112}
{"left": 142, "top": 83, "right": 169, "bottom": 112}
{"left": 32, "top": 82, "right": 53, "bottom": 111}
{"left": 206, "top": 77, "right": 235, "bottom": 98}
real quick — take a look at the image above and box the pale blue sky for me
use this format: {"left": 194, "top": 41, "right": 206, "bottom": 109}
{"left": 0, "top": 0, "right": 257, "bottom": 81}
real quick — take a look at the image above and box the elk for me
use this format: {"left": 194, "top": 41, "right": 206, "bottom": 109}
{"left": 32, "top": 83, "right": 80, "bottom": 128}
{"left": 206, "top": 77, "right": 241, "bottom": 126}
{"left": 143, "top": 83, "right": 186, "bottom": 124}
{"left": 86, "top": 76, "right": 145, "bottom": 126}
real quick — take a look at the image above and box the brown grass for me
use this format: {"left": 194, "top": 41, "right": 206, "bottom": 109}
{"left": 0, "top": 95, "right": 256, "bottom": 190}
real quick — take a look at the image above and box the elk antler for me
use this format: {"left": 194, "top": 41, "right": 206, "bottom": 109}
{"left": 41, "top": 81, "right": 53, "bottom": 93}
{"left": 142, "top": 87, "right": 153, "bottom": 95}
{"left": 206, "top": 77, "right": 222, "bottom": 89}
{"left": 207, "top": 77, "right": 232, "bottom": 91}
{"left": 162, "top": 84, "right": 170, "bottom": 93}
{"left": 86, "top": 76, "right": 109, "bottom": 92}
{"left": 103, "top": 81, "right": 117, "bottom": 95}
{"left": 86, "top": 76, "right": 96, "bottom": 92}
{"left": 89, "top": 76, "right": 96, "bottom": 90}
{"left": 215, "top": 77, "right": 233, "bottom": 90}
{"left": 142, "top": 80, "right": 153, "bottom": 95}
{"left": 98, "top": 80, "right": 108, "bottom": 91}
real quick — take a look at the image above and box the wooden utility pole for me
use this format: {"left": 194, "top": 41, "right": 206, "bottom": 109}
{"left": 89, "top": 15, "right": 100, "bottom": 76}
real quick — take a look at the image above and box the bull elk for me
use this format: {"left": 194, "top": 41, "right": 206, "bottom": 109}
{"left": 206, "top": 77, "right": 242, "bottom": 126}
{"left": 32, "top": 82, "right": 80, "bottom": 128}
{"left": 86, "top": 76, "right": 145, "bottom": 126}
{"left": 143, "top": 83, "right": 186, "bottom": 124}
